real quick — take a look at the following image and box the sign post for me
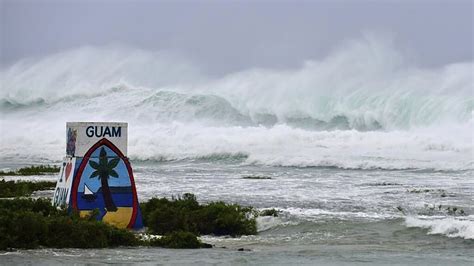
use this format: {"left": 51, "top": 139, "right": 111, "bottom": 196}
{"left": 53, "top": 122, "right": 143, "bottom": 229}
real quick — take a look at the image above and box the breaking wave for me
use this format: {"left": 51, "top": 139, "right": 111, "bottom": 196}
{"left": 0, "top": 34, "right": 472, "bottom": 170}
{"left": 405, "top": 216, "right": 474, "bottom": 240}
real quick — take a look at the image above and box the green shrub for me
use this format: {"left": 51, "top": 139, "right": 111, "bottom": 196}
{"left": 149, "top": 231, "right": 204, "bottom": 249}
{"left": 0, "top": 198, "right": 139, "bottom": 250}
{"left": 0, "top": 179, "right": 56, "bottom": 198}
{"left": 196, "top": 202, "right": 256, "bottom": 236}
{"left": 0, "top": 210, "right": 48, "bottom": 250}
{"left": 45, "top": 216, "right": 140, "bottom": 248}
{"left": 147, "top": 204, "right": 191, "bottom": 234}
{"left": 0, "top": 194, "right": 256, "bottom": 250}
{"left": 141, "top": 194, "right": 257, "bottom": 237}
{"left": 260, "top": 208, "right": 279, "bottom": 217}
{"left": 0, "top": 198, "right": 61, "bottom": 216}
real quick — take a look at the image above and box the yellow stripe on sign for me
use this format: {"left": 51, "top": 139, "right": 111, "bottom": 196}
{"left": 102, "top": 207, "right": 133, "bottom": 228}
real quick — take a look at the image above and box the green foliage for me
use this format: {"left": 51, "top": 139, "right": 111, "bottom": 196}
{"left": 0, "top": 198, "right": 139, "bottom": 250}
{"left": 44, "top": 216, "right": 140, "bottom": 248}
{"left": 0, "top": 210, "right": 48, "bottom": 249}
{"left": 196, "top": 202, "right": 256, "bottom": 236}
{"left": 0, "top": 197, "right": 62, "bottom": 216}
{"left": 0, "top": 165, "right": 60, "bottom": 176}
{"left": 0, "top": 180, "right": 57, "bottom": 198}
{"left": 149, "top": 231, "right": 207, "bottom": 249}
{"left": 260, "top": 208, "right": 279, "bottom": 217}
{"left": 0, "top": 194, "right": 256, "bottom": 250}
{"left": 141, "top": 193, "right": 257, "bottom": 237}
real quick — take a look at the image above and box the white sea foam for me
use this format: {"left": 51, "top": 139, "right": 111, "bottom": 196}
{"left": 0, "top": 35, "right": 472, "bottom": 170}
{"left": 256, "top": 216, "right": 287, "bottom": 232}
{"left": 1, "top": 117, "right": 471, "bottom": 170}
{"left": 281, "top": 207, "right": 396, "bottom": 221}
{"left": 405, "top": 216, "right": 474, "bottom": 240}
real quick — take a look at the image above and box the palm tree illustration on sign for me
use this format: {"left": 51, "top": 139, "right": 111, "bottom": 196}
{"left": 89, "top": 147, "right": 120, "bottom": 211}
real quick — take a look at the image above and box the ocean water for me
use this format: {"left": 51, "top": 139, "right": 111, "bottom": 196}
{"left": 0, "top": 37, "right": 473, "bottom": 264}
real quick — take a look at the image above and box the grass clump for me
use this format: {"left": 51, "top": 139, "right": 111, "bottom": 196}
{"left": 0, "top": 165, "right": 60, "bottom": 176}
{"left": 0, "top": 180, "right": 56, "bottom": 198}
{"left": 141, "top": 193, "right": 257, "bottom": 237}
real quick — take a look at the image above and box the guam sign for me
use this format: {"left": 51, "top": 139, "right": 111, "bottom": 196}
{"left": 53, "top": 122, "right": 143, "bottom": 229}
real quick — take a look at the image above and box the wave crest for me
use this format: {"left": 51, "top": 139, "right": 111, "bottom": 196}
{"left": 0, "top": 35, "right": 472, "bottom": 169}
{"left": 1, "top": 36, "right": 472, "bottom": 130}
{"left": 405, "top": 216, "right": 474, "bottom": 240}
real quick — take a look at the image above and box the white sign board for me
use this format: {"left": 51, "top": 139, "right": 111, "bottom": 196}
{"left": 53, "top": 157, "right": 76, "bottom": 207}
{"left": 66, "top": 122, "right": 128, "bottom": 157}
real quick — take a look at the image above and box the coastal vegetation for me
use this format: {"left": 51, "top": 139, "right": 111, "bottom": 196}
{"left": 0, "top": 174, "right": 257, "bottom": 250}
{"left": 0, "top": 165, "right": 60, "bottom": 176}
{"left": 0, "top": 198, "right": 140, "bottom": 250}
{"left": 0, "top": 197, "right": 215, "bottom": 250}
{"left": 0, "top": 187, "right": 257, "bottom": 250}
{"left": 0, "top": 179, "right": 56, "bottom": 198}
{"left": 148, "top": 231, "right": 212, "bottom": 249}
{"left": 259, "top": 208, "right": 279, "bottom": 217}
{"left": 140, "top": 193, "right": 257, "bottom": 237}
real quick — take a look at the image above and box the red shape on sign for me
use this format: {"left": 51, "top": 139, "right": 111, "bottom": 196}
{"left": 65, "top": 162, "right": 72, "bottom": 181}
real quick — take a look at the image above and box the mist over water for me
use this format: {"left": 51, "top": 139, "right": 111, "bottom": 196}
{"left": 1, "top": 36, "right": 472, "bottom": 171}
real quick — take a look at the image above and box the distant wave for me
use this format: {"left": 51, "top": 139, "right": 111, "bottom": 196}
{"left": 0, "top": 35, "right": 472, "bottom": 170}
{"left": 1, "top": 35, "right": 473, "bottom": 130}
{"left": 1, "top": 86, "right": 471, "bottom": 131}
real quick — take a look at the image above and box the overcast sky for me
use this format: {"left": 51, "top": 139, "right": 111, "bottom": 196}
{"left": 1, "top": 0, "right": 473, "bottom": 75}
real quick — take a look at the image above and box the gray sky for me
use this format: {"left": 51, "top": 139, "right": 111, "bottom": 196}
{"left": 1, "top": 0, "right": 473, "bottom": 75}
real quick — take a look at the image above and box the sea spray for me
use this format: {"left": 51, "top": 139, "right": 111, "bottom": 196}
{"left": 0, "top": 36, "right": 472, "bottom": 170}
{"left": 405, "top": 216, "right": 474, "bottom": 240}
